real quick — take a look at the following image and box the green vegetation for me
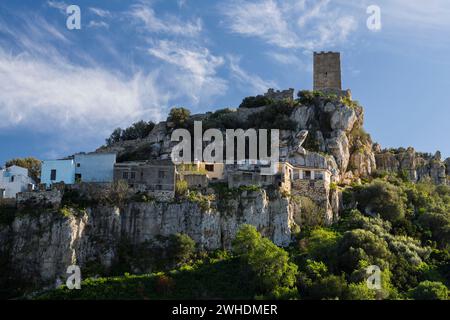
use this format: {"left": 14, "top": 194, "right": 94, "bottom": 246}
{"left": 167, "top": 107, "right": 191, "bottom": 128}
{"left": 5, "top": 172, "right": 450, "bottom": 300}
{"left": 106, "top": 120, "right": 155, "bottom": 146}
{"left": 239, "top": 95, "right": 273, "bottom": 109}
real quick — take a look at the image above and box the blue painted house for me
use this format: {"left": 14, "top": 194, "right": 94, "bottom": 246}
{"left": 74, "top": 153, "right": 116, "bottom": 183}
{"left": 41, "top": 159, "right": 76, "bottom": 187}
{"left": 41, "top": 153, "right": 116, "bottom": 187}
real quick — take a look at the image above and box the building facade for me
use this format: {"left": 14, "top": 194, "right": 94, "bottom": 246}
{"left": 114, "top": 160, "right": 176, "bottom": 198}
{"left": 74, "top": 153, "right": 116, "bottom": 183}
{"left": 0, "top": 165, "right": 35, "bottom": 199}
{"left": 41, "top": 153, "right": 116, "bottom": 187}
{"left": 41, "top": 159, "right": 75, "bottom": 187}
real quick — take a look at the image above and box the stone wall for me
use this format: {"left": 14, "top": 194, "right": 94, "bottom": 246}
{"left": 264, "top": 88, "right": 294, "bottom": 101}
{"left": 16, "top": 190, "right": 62, "bottom": 209}
{"left": 313, "top": 51, "right": 342, "bottom": 91}
{"left": 291, "top": 179, "right": 333, "bottom": 224}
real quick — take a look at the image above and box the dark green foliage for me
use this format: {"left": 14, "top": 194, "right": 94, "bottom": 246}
{"left": 246, "top": 100, "right": 297, "bottom": 130}
{"left": 233, "top": 225, "right": 298, "bottom": 295}
{"left": 105, "top": 121, "right": 155, "bottom": 146}
{"left": 167, "top": 233, "right": 196, "bottom": 266}
{"left": 353, "top": 179, "right": 407, "bottom": 222}
{"left": 410, "top": 281, "right": 448, "bottom": 300}
{"left": 239, "top": 95, "right": 273, "bottom": 109}
{"left": 337, "top": 229, "right": 391, "bottom": 273}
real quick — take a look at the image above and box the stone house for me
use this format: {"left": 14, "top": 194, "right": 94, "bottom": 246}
{"left": 0, "top": 165, "right": 35, "bottom": 199}
{"left": 114, "top": 160, "right": 176, "bottom": 199}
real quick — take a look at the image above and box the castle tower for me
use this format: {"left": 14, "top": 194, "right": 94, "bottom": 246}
{"left": 313, "top": 52, "right": 342, "bottom": 91}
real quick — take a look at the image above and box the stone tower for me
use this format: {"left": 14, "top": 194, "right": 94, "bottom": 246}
{"left": 313, "top": 51, "right": 342, "bottom": 91}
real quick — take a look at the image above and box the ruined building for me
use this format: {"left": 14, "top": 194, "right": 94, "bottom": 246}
{"left": 313, "top": 51, "right": 342, "bottom": 91}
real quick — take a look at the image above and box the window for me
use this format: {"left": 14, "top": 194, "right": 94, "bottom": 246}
{"left": 10, "top": 176, "right": 14, "bottom": 183}
{"left": 315, "top": 172, "right": 324, "bottom": 180}
{"left": 205, "top": 164, "right": 214, "bottom": 172}
{"left": 123, "top": 171, "right": 129, "bottom": 179}
{"left": 130, "top": 172, "right": 136, "bottom": 180}
{"left": 158, "top": 170, "right": 166, "bottom": 179}
{"left": 76, "top": 163, "right": 81, "bottom": 167}
{"left": 304, "top": 171, "right": 312, "bottom": 180}
{"left": 75, "top": 174, "right": 82, "bottom": 182}
{"left": 50, "top": 169, "right": 57, "bottom": 181}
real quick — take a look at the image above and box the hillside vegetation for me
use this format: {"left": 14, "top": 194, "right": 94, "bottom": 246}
{"left": 37, "top": 173, "right": 449, "bottom": 300}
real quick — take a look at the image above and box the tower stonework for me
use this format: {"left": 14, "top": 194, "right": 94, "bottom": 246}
{"left": 313, "top": 52, "right": 342, "bottom": 91}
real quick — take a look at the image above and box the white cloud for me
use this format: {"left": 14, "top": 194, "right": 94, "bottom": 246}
{"left": 228, "top": 55, "right": 277, "bottom": 94}
{"left": 129, "top": 3, "right": 202, "bottom": 37}
{"left": 46, "top": 0, "right": 68, "bottom": 14}
{"left": 89, "top": 7, "right": 112, "bottom": 18}
{"left": 220, "top": 0, "right": 357, "bottom": 50}
{"left": 0, "top": 49, "right": 168, "bottom": 137}
{"left": 147, "top": 40, "right": 227, "bottom": 104}
{"left": 88, "top": 21, "right": 110, "bottom": 29}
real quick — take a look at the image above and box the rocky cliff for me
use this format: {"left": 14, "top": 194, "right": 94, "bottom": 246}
{"left": 0, "top": 189, "right": 298, "bottom": 288}
{"left": 373, "top": 145, "right": 448, "bottom": 185}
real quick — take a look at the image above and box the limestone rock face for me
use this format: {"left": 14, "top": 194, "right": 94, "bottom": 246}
{"left": 375, "top": 148, "right": 448, "bottom": 185}
{"left": 326, "top": 130, "right": 350, "bottom": 173}
{"left": 0, "top": 190, "right": 297, "bottom": 287}
{"left": 289, "top": 99, "right": 375, "bottom": 181}
{"left": 330, "top": 106, "right": 357, "bottom": 132}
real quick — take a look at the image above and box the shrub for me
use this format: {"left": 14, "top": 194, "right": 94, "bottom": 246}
{"left": 175, "top": 180, "right": 188, "bottom": 198}
{"left": 239, "top": 95, "right": 273, "bottom": 109}
{"left": 411, "top": 281, "right": 448, "bottom": 300}
{"left": 168, "top": 233, "right": 196, "bottom": 266}
{"left": 105, "top": 121, "right": 155, "bottom": 146}
{"left": 353, "top": 179, "right": 407, "bottom": 222}
{"left": 168, "top": 107, "right": 191, "bottom": 128}
{"left": 233, "top": 225, "right": 298, "bottom": 294}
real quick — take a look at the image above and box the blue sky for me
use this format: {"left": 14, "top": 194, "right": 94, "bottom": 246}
{"left": 0, "top": 0, "right": 449, "bottom": 165}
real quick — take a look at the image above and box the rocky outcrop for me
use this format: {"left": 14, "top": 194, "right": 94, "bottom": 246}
{"left": 0, "top": 189, "right": 297, "bottom": 287}
{"left": 374, "top": 148, "right": 448, "bottom": 185}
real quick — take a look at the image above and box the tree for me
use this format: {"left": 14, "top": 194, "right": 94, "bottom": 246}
{"left": 337, "top": 229, "right": 391, "bottom": 273}
{"left": 354, "top": 180, "right": 407, "bottom": 222}
{"left": 5, "top": 157, "right": 41, "bottom": 182}
{"left": 308, "top": 274, "right": 347, "bottom": 300}
{"left": 233, "top": 225, "right": 298, "bottom": 294}
{"left": 105, "top": 121, "right": 155, "bottom": 146}
{"left": 168, "top": 233, "right": 196, "bottom": 265}
{"left": 168, "top": 107, "right": 191, "bottom": 128}
{"left": 411, "top": 281, "right": 448, "bottom": 300}
{"left": 346, "top": 282, "right": 376, "bottom": 300}
{"left": 303, "top": 228, "right": 340, "bottom": 265}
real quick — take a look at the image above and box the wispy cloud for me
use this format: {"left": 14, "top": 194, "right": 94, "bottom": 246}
{"left": 228, "top": 55, "right": 277, "bottom": 94}
{"left": 88, "top": 21, "right": 110, "bottom": 29}
{"left": 220, "top": 0, "right": 357, "bottom": 50}
{"left": 147, "top": 40, "right": 227, "bottom": 104}
{"left": 129, "top": 2, "right": 202, "bottom": 37}
{"left": 89, "top": 7, "right": 112, "bottom": 18}
{"left": 46, "top": 0, "right": 68, "bottom": 14}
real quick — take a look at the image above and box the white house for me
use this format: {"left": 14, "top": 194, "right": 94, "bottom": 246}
{"left": 0, "top": 166, "right": 35, "bottom": 199}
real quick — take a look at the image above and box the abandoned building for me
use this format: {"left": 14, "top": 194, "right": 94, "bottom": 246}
{"left": 114, "top": 160, "right": 176, "bottom": 199}
{"left": 313, "top": 51, "right": 342, "bottom": 91}
{"left": 0, "top": 165, "right": 35, "bottom": 199}
{"left": 41, "top": 152, "right": 116, "bottom": 187}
